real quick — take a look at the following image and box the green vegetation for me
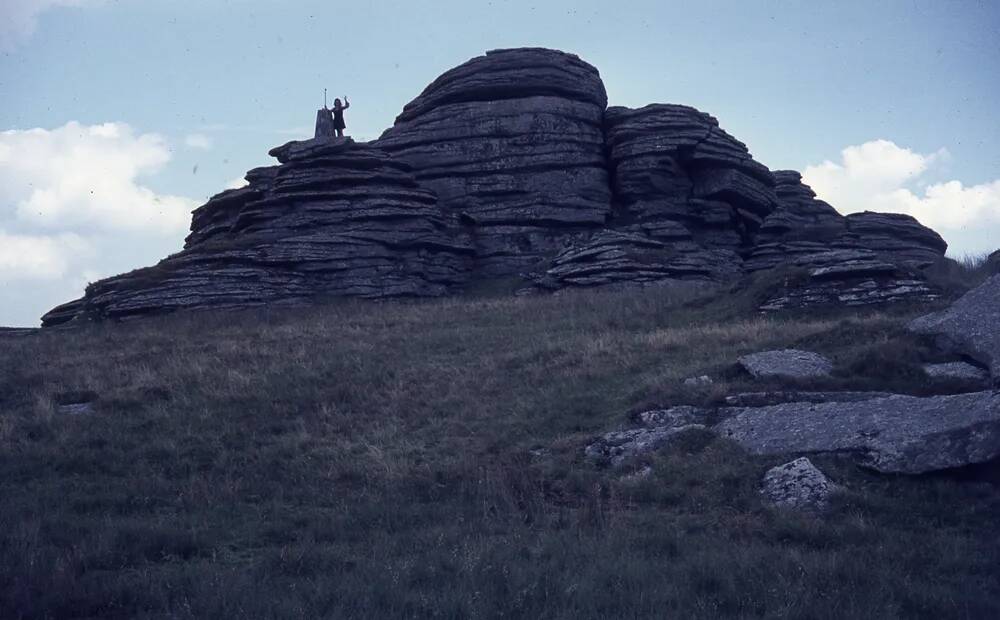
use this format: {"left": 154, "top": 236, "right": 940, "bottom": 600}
{"left": 1, "top": 286, "right": 997, "bottom": 619}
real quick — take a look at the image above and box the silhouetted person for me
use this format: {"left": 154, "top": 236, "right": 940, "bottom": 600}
{"left": 332, "top": 96, "right": 350, "bottom": 137}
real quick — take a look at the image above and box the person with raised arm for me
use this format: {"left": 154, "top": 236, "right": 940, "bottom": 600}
{"left": 332, "top": 96, "right": 350, "bottom": 138}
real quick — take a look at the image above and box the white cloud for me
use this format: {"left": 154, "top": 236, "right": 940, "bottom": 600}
{"left": 0, "top": 0, "right": 103, "bottom": 51}
{"left": 803, "top": 139, "right": 1000, "bottom": 256}
{"left": 0, "top": 120, "right": 200, "bottom": 326}
{"left": 0, "top": 229, "right": 93, "bottom": 280}
{"left": 225, "top": 176, "right": 249, "bottom": 189}
{"left": 0, "top": 121, "right": 196, "bottom": 233}
{"left": 184, "top": 133, "right": 213, "bottom": 150}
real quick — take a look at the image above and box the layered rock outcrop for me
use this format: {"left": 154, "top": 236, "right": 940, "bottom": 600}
{"left": 42, "top": 138, "right": 472, "bottom": 326}
{"left": 747, "top": 172, "right": 945, "bottom": 309}
{"left": 605, "top": 104, "right": 777, "bottom": 250}
{"left": 41, "top": 47, "right": 957, "bottom": 325}
{"left": 376, "top": 48, "right": 612, "bottom": 276}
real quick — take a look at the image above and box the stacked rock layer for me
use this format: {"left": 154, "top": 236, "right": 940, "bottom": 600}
{"left": 42, "top": 47, "right": 952, "bottom": 325}
{"left": 376, "top": 48, "right": 612, "bottom": 275}
{"left": 42, "top": 139, "right": 472, "bottom": 326}
{"left": 746, "top": 171, "right": 946, "bottom": 309}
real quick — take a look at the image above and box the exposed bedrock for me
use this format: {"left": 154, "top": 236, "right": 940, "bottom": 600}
{"left": 40, "top": 47, "right": 961, "bottom": 325}
{"left": 41, "top": 138, "right": 473, "bottom": 326}
{"left": 747, "top": 171, "right": 946, "bottom": 309}
{"left": 531, "top": 230, "right": 741, "bottom": 290}
{"left": 748, "top": 171, "right": 946, "bottom": 272}
{"left": 533, "top": 103, "right": 779, "bottom": 290}
{"left": 604, "top": 103, "right": 778, "bottom": 251}
{"left": 376, "top": 48, "right": 612, "bottom": 276}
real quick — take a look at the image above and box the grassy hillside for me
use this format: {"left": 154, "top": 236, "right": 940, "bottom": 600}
{"left": 1, "top": 285, "right": 998, "bottom": 619}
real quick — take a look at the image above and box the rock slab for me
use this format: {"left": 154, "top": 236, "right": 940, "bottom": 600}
{"left": 715, "top": 391, "right": 1000, "bottom": 474}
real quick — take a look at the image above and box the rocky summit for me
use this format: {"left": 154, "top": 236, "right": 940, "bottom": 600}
{"left": 43, "top": 47, "right": 951, "bottom": 326}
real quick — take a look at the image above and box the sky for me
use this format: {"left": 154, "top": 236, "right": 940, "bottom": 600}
{"left": 1, "top": 0, "right": 999, "bottom": 326}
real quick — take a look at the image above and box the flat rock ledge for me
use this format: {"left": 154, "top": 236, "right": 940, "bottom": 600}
{"left": 738, "top": 349, "right": 833, "bottom": 380}
{"left": 716, "top": 390, "right": 1000, "bottom": 474}
{"left": 761, "top": 457, "right": 840, "bottom": 512}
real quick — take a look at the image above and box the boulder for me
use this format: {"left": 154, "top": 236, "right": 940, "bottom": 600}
{"left": 376, "top": 47, "right": 612, "bottom": 276}
{"left": 715, "top": 391, "right": 1000, "bottom": 474}
{"left": 737, "top": 349, "right": 833, "bottom": 380}
{"left": 909, "top": 275, "right": 1000, "bottom": 380}
{"left": 761, "top": 457, "right": 840, "bottom": 511}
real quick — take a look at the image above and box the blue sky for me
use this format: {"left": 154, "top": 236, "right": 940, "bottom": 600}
{"left": 1, "top": 0, "right": 999, "bottom": 326}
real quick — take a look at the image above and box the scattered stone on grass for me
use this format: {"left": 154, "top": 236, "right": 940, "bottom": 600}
{"left": 585, "top": 424, "right": 706, "bottom": 467}
{"left": 761, "top": 457, "right": 840, "bottom": 512}
{"left": 57, "top": 403, "right": 94, "bottom": 416}
{"left": 683, "top": 375, "right": 713, "bottom": 387}
{"left": 54, "top": 390, "right": 99, "bottom": 416}
{"left": 635, "top": 406, "right": 711, "bottom": 428}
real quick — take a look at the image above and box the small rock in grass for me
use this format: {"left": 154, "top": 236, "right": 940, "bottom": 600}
{"left": 54, "top": 390, "right": 98, "bottom": 416}
{"left": 761, "top": 457, "right": 840, "bottom": 512}
{"left": 683, "top": 375, "right": 713, "bottom": 387}
{"left": 57, "top": 402, "right": 94, "bottom": 416}
{"left": 585, "top": 424, "right": 706, "bottom": 467}
{"left": 738, "top": 349, "right": 833, "bottom": 380}
{"left": 636, "top": 405, "right": 709, "bottom": 428}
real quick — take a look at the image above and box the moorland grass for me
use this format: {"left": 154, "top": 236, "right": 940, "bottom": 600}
{"left": 1, "top": 286, "right": 997, "bottom": 619}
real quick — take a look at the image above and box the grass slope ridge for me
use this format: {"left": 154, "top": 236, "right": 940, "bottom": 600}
{"left": 1, "top": 286, "right": 998, "bottom": 619}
